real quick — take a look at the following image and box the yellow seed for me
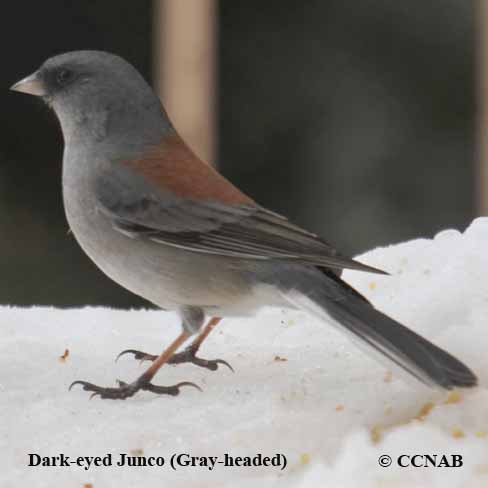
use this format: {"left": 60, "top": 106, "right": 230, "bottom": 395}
{"left": 451, "top": 427, "right": 465, "bottom": 439}
{"left": 415, "top": 402, "right": 435, "bottom": 421}
{"left": 370, "top": 425, "right": 382, "bottom": 444}
{"left": 300, "top": 453, "right": 310, "bottom": 466}
{"left": 444, "top": 391, "right": 462, "bottom": 405}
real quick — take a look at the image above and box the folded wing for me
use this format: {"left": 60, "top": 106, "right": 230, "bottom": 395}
{"left": 95, "top": 138, "right": 385, "bottom": 275}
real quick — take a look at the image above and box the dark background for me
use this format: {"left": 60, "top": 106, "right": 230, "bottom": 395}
{"left": 1, "top": 1, "right": 475, "bottom": 307}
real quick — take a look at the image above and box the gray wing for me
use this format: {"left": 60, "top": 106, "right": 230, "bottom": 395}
{"left": 95, "top": 167, "right": 386, "bottom": 274}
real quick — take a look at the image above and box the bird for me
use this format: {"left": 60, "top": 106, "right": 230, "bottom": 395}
{"left": 10, "top": 50, "right": 477, "bottom": 400}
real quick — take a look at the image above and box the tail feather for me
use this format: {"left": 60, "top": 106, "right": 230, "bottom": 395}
{"left": 284, "top": 273, "right": 477, "bottom": 390}
{"left": 324, "top": 298, "right": 477, "bottom": 389}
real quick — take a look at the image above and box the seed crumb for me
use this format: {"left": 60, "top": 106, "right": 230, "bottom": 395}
{"left": 370, "top": 425, "right": 382, "bottom": 444}
{"left": 58, "top": 349, "right": 70, "bottom": 363}
{"left": 451, "top": 427, "right": 465, "bottom": 439}
{"left": 415, "top": 402, "right": 435, "bottom": 421}
{"left": 274, "top": 355, "right": 288, "bottom": 362}
{"left": 300, "top": 453, "right": 310, "bottom": 466}
{"left": 444, "top": 391, "right": 462, "bottom": 405}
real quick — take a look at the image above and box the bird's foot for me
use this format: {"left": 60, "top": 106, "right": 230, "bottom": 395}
{"left": 117, "top": 346, "right": 234, "bottom": 372}
{"left": 169, "top": 345, "right": 234, "bottom": 372}
{"left": 69, "top": 376, "right": 201, "bottom": 400}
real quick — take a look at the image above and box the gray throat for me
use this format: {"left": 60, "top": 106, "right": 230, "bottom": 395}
{"left": 54, "top": 93, "right": 172, "bottom": 165}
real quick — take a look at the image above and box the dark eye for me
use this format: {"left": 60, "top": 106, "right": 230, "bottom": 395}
{"left": 56, "top": 68, "right": 75, "bottom": 86}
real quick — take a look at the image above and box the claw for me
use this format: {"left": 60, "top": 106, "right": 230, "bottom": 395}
{"left": 69, "top": 380, "right": 92, "bottom": 391}
{"left": 205, "top": 358, "right": 234, "bottom": 373}
{"left": 69, "top": 380, "right": 106, "bottom": 400}
{"left": 115, "top": 349, "right": 157, "bottom": 363}
{"left": 177, "top": 381, "right": 203, "bottom": 392}
{"left": 143, "top": 381, "right": 202, "bottom": 396}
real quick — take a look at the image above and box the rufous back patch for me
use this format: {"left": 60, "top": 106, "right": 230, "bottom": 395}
{"left": 124, "top": 134, "right": 254, "bottom": 205}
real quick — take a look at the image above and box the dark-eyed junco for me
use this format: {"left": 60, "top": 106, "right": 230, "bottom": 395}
{"left": 11, "top": 51, "right": 477, "bottom": 400}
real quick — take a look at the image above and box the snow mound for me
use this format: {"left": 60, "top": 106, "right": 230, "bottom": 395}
{"left": 2, "top": 218, "right": 488, "bottom": 487}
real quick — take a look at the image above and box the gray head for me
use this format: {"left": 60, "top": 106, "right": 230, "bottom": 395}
{"left": 11, "top": 51, "right": 172, "bottom": 153}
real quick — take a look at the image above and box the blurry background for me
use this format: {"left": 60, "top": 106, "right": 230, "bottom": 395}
{"left": 0, "top": 0, "right": 476, "bottom": 307}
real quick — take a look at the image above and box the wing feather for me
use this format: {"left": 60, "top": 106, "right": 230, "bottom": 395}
{"left": 96, "top": 168, "right": 385, "bottom": 275}
{"left": 95, "top": 133, "right": 385, "bottom": 275}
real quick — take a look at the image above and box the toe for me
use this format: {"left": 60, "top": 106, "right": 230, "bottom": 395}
{"left": 142, "top": 381, "right": 202, "bottom": 396}
{"left": 115, "top": 349, "right": 157, "bottom": 362}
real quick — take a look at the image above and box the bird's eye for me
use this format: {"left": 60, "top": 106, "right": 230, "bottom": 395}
{"left": 56, "top": 69, "right": 75, "bottom": 86}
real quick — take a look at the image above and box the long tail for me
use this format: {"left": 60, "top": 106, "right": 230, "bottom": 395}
{"left": 283, "top": 271, "right": 477, "bottom": 390}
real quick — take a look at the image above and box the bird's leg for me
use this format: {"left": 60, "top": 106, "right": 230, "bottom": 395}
{"left": 117, "top": 317, "right": 232, "bottom": 371}
{"left": 168, "top": 317, "right": 233, "bottom": 371}
{"left": 70, "top": 330, "right": 200, "bottom": 400}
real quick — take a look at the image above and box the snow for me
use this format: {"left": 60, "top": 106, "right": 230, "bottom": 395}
{"left": 2, "top": 218, "right": 488, "bottom": 488}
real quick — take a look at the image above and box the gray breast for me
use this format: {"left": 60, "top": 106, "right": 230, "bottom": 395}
{"left": 61, "top": 150, "right": 256, "bottom": 312}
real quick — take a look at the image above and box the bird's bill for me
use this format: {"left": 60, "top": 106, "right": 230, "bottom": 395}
{"left": 10, "top": 71, "right": 46, "bottom": 96}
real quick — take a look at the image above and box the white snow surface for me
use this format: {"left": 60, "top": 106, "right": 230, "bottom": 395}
{"left": 3, "top": 218, "right": 488, "bottom": 487}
